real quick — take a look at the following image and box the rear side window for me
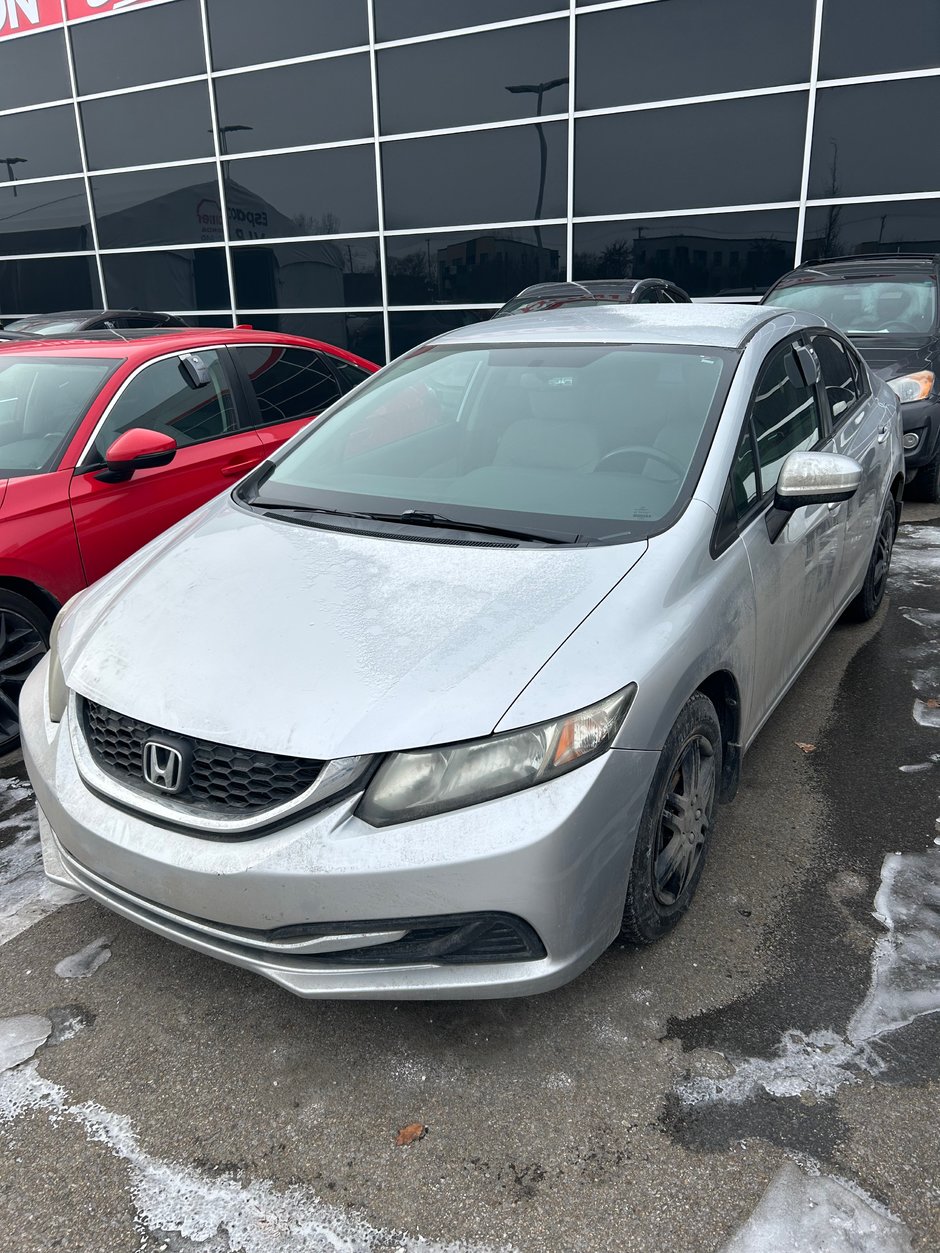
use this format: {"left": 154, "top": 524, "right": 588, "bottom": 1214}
{"left": 750, "top": 342, "right": 821, "bottom": 493}
{"left": 85, "top": 349, "right": 237, "bottom": 462}
{"left": 232, "top": 345, "right": 343, "bottom": 428}
{"left": 811, "top": 332, "right": 861, "bottom": 423}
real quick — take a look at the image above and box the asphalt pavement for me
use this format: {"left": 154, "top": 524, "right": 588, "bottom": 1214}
{"left": 1, "top": 507, "right": 939, "bottom": 1253}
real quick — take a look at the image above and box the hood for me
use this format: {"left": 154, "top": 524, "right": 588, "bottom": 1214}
{"left": 62, "top": 498, "right": 645, "bottom": 760}
{"left": 850, "top": 337, "right": 934, "bottom": 380}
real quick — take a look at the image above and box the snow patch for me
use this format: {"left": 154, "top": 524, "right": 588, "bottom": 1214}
{"left": 0, "top": 786, "right": 83, "bottom": 945}
{"left": 913, "top": 699, "right": 940, "bottom": 729}
{"left": 890, "top": 526, "right": 940, "bottom": 590}
{"left": 719, "top": 1162, "right": 913, "bottom": 1253}
{"left": 55, "top": 936, "right": 111, "bottom": 980}
{"left": 898, "top": 762, "right": 934, "bottom": 773}
{"left": 0, "top": 1065, "right": 499, "bottom": 1253}
{"left": 0, "top": 1015, "right": 51, "bottom": 1072}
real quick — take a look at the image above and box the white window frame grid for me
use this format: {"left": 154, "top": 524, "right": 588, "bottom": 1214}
{"left": 0, "top": 0, "right": 937, "bottom": 342}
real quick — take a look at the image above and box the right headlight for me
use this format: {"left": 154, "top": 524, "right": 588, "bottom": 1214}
{"left": 357, "top": 685, "right": 636, "bottom": 827}
{"left": 46, "top": 611, "right": 68, "bottom": 724}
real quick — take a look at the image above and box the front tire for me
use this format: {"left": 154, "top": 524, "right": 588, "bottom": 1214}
{"left": 0, "top": 590, "right": 50, "bottom": 755}
{"left": 621, "top": 692, "right": 722, "bottom": 945}
{"left": 846, "top": 497, "right": 895, "bottom": 622}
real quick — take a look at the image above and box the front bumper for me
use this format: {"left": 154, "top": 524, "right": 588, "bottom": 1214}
{"left": 898, "top": 397, "right": 940, "bottom": 471}
{"left": 21, "top": 661, "right": 658, "bottom": 999}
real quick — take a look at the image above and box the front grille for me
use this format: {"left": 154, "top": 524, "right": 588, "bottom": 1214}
{"left": 82, "top": 699, "right": 324, "bottom": 817}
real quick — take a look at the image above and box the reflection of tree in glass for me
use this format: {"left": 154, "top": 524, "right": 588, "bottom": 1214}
{"left": 815, "top": 140, "right": 843, "bottom": 261}
{"left": 292, "top": 211, "right": 342, "bottom": 235}
{"left": 573, "top": 238, "right": 633, "bottom": 279}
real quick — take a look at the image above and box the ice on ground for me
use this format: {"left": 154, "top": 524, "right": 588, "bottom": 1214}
{"left": 720, "top": 1162, "right": 913, "bottom": 1253}
{"left": 0, "top": 786, "right": 83, "bottom": 946}
{"left": 0, "top": 1015, "right": 51, "bottom": 1073}
{"left": 55, "top": 936, "right": 111, "bottom": 980}
{"left": 913, "top": 699, "right": 940, "bottom": 728}
{"left": 0, "top": 1064, "right": 501, "bottom": 1253}
{"left": 889, "top": 526, "right": 940, "bottom": 591}
{"left": 898, "top": 762, "right": 934, "bottom": 772}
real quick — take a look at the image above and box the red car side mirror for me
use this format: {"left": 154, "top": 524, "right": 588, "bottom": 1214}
{"left": 97, "top": 428, "right": 178, "bottom": 483}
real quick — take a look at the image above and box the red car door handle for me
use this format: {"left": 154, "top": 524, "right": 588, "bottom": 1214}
{"left": 220, "top": 456, "right": 261, "bottom": 478}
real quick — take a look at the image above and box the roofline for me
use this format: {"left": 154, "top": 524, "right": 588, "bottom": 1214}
{"left": 791, "top": 253, "right": 940, "bottom": 268}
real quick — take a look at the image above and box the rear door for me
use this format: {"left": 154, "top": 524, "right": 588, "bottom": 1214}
{"left": 229, "top": 343, "right": 344, "bottom": 454}
{"left": 810, "top": 331, "right": 886, "bottom": 610}
{"left": 68, "top": 348, "right": 266, "bottom": 584}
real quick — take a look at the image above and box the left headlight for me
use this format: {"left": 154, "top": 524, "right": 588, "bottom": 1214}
{"left": 46, "top": 611, "right": 68, "bottom": 723}
{"left": 357, "top": 685, "right": 636, "bottom": 827}
{"left": 887, "top": 371, "right": 934, "bottom": 403}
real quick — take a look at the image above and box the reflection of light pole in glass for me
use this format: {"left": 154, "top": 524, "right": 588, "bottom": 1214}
{"left": 505, "top": 78, "right": 567, "bottom": 249}
{"left": 1, "top": 157, "right": 27, "bottom": 197}
{"left": 215, "top": 124, "right": 253, "bottom": 157}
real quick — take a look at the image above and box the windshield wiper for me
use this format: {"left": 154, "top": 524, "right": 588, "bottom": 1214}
{"left": 248, "top": 499, "right": 578, "bottom": 544}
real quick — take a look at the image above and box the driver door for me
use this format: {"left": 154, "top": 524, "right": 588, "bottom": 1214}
{"left": 69, "top": 349, "right": 265, "bottom": 585}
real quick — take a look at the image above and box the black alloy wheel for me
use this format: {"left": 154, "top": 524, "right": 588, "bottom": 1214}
{"left": 0, "top": 591, "right": 50, "bottom": 752}
{"left": 847, "top": 496, "right": 896, "bottom": 622}
{"left": 652, "top": 734, "right": 716, "bottom": 907}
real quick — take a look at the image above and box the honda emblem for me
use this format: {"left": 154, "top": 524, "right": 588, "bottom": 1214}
{"left": 143, "top": 741, "right": 185, "bottom": 794}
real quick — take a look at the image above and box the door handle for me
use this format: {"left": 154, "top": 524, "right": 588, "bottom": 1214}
{"left": 877, "top": 424, "right": 890, "bottom": 442}
{"left": 220, "top": 456, "right": 261, "bottom": 478}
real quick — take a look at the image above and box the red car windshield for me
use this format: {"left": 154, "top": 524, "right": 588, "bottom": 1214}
{"left": 0, "top": 356, "right": 118, "bottom": 477}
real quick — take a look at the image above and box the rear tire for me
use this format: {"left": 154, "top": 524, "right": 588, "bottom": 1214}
{"left": 846, "top": 497, "right": 895, "bottom": 622}
{"left": 621, "top": 692, "right": 722, "bottom": 945}
{"left": 0, "top": 590, "right": 51, "bottom": 755}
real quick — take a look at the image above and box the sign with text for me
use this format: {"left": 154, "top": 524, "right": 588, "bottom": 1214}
{"left": 0, "top": 0, "right": 174, "bottom": 39}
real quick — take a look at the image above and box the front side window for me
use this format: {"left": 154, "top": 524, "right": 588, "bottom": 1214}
{"left": 247, "top": 342, "right": 736, "bottom": 543}
{"left": 811, "top": 332, "right": 861, "bottom": 421}
{"left": 764, "top": 276, "right": 937, "bottom": 336}
{"left": 232, "top": 346, "right": 343, "bottom": 428}
{"left": 85, "top": 350, "right": 236, "bottom": 463}
{"left": 750, "top": 342, "right": 821, "bottom": 492}
{"left": 0, "top": 356, "right": 117, "bottom": 476}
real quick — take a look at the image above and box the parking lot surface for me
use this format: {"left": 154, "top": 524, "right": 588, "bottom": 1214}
{"left": 1, "top": 508, "right": 939, "bottom": 1253}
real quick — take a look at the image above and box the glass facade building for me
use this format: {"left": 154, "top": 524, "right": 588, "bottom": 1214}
{"left": 0, "top": 0, "right": 939, "bottom": 362}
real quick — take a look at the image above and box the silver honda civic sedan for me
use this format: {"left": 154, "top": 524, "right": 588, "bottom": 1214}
{"left": 21, "top": 305, "right": 902, "bottom": 999}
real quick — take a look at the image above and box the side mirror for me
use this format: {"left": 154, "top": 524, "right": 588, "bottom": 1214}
{"left": 766, "top": 450, "right": 862, "bottom": 541}
{"left": 96, "top": 428, "right": 177, "bottom": 483}
{"left": 179, "top": 352, "right": 210, "bottom": 389}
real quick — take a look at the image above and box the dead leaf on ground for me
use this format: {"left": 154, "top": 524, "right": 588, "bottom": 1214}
{"left": 395, "top": 1122, "right": 427, "bottom": 1147}
{"left": 796, "top": 742, "right": 816, "bottom": 754}
{"left": 925, "top": 698, "right": 940, "bottom": 708}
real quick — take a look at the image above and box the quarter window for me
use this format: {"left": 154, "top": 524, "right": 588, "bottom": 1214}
{"left": 86, "top": 350, "right": 237, "bottom": 463}
{"left": 750, "top": 342, "right": 821, "bottom": 493}
{"left": 811, "top": 333, "right": 861, "bottom": 422}
{"left": 232, "top": 346, "right": 343, "bottom": 427}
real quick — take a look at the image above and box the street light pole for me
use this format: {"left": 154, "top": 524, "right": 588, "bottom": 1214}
{"left": 0, "top": 157, "right": 27, "bottom": 198}
{"left": 505, "top": 78, "right": 567, "bottom": 250}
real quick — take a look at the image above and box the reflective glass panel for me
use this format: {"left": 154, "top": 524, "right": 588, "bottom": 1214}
{"left": 389, "top": 309, "right": 488, "bottom": 359}
{"left": 802, "top": 199, "right": 940, "bottom": 260}
{"left": 71, "top": 0, "right": 206, "bottom": 94}
{"left": 82, "top": 82, "right": 214, "bottom": 170}
{"left": 383, "top": 122, "right": 567, "bottom": 229}
{"left": 0, "top": 29, "right": 69, "bottom": 111}
{"left": 810, "top": 80, "right": 940, "bottom": 200}
{"left": 377, "top": 20, "right": 568, "bottom": 134}
{"left": 819, "top": 0, "right": 940, "bottom": 78}
{"left": 577, "top": 0, "right": 814, "bottom": 110}
{"left": 0, "top": 255, "right": 101, "bottom": 313}
{"left": 374, "top": 1, "right": 559, "bottom": 41}
{"left": 573, "top": 210, "right": 798, "bottom": 298}
{"left": 0, "top": 105, "right": 80, "bottom": 179}
{"left": 102, "top": 249, "right": 231, "bottom": 311}
{"left": 576, "top": 94, "right": 807, "bottom": 216}
{"left": 386, "top": 227, "right": 565, "bottom": 304}
{"left": 233, "top": 239, "right": 381, "bottom": 309}
{"left": 0, "top": 180, "right": 92, "bottom": 255}
{"left": 237, "top": 312, "right": 386, "bottom": 364}
{"left": 206, "top": 0, "right": 368, "bottom": 71}
{"left": 91, "top": 164, "right": 221, "bottom": 247}
{"left": 223, "top": 148, "right": 378, "bottom": 238}
{"left": 214, "top": 55, "right": 373, "bottom": 154}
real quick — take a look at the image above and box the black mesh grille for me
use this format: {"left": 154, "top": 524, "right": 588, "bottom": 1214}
{"left": 82, "top": 699, "right": 323, "bottom": 817}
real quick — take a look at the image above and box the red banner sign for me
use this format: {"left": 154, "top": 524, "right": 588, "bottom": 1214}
{"left": 0, "top": 0, "right": 173, "bottom": 39}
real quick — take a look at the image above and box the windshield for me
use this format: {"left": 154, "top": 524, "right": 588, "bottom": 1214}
{"left": 248, "top": 343, "right": 735, "bottom": 543}
{"left": 0, "top": 356, "right": 118, "bottom": 476}
{"left": 764, "top": 276, "right": 938, "bottom": 335}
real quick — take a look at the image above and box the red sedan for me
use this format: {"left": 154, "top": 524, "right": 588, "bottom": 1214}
{"left": 0, "top": 328, "right": 377, "bottom": 749}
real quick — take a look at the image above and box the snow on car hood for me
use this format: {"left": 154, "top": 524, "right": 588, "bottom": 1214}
{"left": 61, "top": 496, "right": 646, "bottom": 760}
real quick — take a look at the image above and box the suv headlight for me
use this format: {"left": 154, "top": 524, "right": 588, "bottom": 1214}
{"left": 357, "top": 685, "right": 636, "bottom": 827}
{"left": 887, "top": 371, "right": 934, "bottom": 403}
{"left": 46, "top": 611, "right": 68, "bottom": 723}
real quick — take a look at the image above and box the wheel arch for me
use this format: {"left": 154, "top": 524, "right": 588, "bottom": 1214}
{"left": 890, "top": 471, "right": 904, "bottom": 535}
{"left": 695, "top": 669, "right": 742, "bottom": 802}
{"left": 0, "top": 577, "right": 60, "bottom": 628}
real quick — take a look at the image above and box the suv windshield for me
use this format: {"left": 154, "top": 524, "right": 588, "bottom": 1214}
{"left": 247, "top": 342, "right": 735, "bottom": 543}
{"left": 0, "top": 356, "right": 118, "bottom": 476}
{"left": 764, "top": 276, "right": 938, "bottom": 336}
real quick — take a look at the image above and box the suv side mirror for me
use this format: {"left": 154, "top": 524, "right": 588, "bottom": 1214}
{"left": 766, "top": 450, "right": 862, "bottom": 541}
{"left": 96, "top": 428, "right": 177, "bottom": 483}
